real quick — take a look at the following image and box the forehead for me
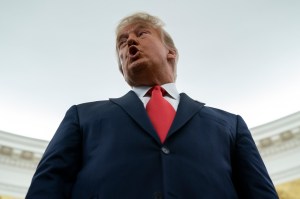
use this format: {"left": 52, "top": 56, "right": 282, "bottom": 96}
{"left": 117, "top": 23, "right": 157, "bottom": 38}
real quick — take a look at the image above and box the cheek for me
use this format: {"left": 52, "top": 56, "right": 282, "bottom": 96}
{"left": 118, "top": 53, "right": 127, "bottom": 67}
{"left": 120, "top": 57, "right": 128, "bottom": 74}
{"left": 118, "top": 47, "right": 127, "bottom": 59}
{"left": 119, "top": 52, "right": 124, "bottom": 61}
{"left": 119, "top": 56, "right": 124, "bottom": 66}
{"left": 151, "top": 41, "right": 169, "bottom": 55}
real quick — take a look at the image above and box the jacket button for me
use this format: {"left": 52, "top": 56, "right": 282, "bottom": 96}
{"left": 161, "top": 146, "right": 170, "bottom": 154}
{"left": 153, "top": 192, "right": 163, "bottom": 199}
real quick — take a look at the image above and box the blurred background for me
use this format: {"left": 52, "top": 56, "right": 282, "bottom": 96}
{"left": 0, "top": 0, "right": 299, "bottom": 198}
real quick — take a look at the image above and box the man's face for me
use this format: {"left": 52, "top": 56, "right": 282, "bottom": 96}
{"left": 117, "top": 23, "right": 176, "bottom": 86}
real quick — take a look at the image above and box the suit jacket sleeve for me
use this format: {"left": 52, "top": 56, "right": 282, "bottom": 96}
{"left": 233, "top": 115, "right": 279, "bottom": 198}
{"left": 26, "top": 105, "right": 82, "bottom": 199}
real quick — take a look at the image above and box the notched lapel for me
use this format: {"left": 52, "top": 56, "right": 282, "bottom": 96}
{"left": 167, "top": 93, "right": 205, "bottom": 139}
{"left": 109, "top": 91, "right": 205, "bottom": 144}
{"left": 109, "top": 91, "right": 161, "bottom": 144}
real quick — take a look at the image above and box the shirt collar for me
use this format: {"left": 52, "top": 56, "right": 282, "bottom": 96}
{"left": 132, "top": 83, "right": 180, "bottom": 100}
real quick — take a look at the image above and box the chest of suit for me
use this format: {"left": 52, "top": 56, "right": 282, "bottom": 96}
{"left": 71, "top": 92, "right": 238, "bottom": 199}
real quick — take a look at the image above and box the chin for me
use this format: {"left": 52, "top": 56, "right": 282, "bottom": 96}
{"left": 128, "top": 60, "right": 149, "bottom": 74}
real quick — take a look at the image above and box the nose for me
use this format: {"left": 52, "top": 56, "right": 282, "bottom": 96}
{"left": 127, "top": 34, "right": 138, "bottom": 46}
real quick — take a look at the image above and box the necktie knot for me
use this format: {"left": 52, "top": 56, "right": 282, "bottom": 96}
{"left": 149, "top": 85, "right": 166, "bottom": 97}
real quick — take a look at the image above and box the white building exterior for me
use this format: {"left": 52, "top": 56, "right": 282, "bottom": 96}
{"left": 1, "top": 111, "right": 300, "bottom": 198}
{"left": 252, "top": 111, "right": 300, "bottom": 185}
{"left": 0, "top": 131, "right": 48, "bottom": 198}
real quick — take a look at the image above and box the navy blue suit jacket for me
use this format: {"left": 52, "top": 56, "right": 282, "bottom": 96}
{"left": 26, "top": 91, "right": 278, "bottom": 199}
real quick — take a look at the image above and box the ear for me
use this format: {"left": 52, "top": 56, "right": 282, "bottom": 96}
{"left": 167, "top": 48, "right": 177, "bottom": 60}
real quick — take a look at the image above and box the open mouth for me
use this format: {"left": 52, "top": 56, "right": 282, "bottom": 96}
{"left": 129, "top": 46, "right": 139, "bottom": 57}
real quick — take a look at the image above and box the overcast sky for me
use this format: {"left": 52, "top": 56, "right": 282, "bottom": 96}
{"left": 1, "top": 0, "right": 300, "bottom": 141}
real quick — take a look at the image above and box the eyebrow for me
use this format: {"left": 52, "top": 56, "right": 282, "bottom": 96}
{"left": 117, "top": 24, "right": 152, "bottom": 42}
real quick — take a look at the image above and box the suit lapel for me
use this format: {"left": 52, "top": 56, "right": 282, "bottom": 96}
{"left": 167, "top": 93, "right": 205, "bottom": 139}
{"left": 109, "top": 91, "right": 161, "bottom": 144}
{"left": 110, "top": 91, "right": 205, "bottom": 144}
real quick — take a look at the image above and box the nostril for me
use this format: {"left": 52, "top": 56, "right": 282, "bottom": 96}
{"left": 128, "top": 39, "right": 137, "bottom": 46}
{"left": 129, "top": 46, "right": 138, "bottom": 56}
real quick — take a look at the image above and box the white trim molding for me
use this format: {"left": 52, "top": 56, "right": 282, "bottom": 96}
{"left": 251, "top": 111, "right": 300, "bottom": 185}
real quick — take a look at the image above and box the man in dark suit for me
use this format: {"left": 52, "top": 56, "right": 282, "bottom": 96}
{"left": 26, "top": 12, "right": 279, "bottom": 198}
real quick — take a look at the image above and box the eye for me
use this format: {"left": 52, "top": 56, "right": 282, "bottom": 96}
{"left": 138, "top": 30, "right": 149, "bottom": 37}
{"left": 118, "top": 38, "right": 127, "bottom": 48}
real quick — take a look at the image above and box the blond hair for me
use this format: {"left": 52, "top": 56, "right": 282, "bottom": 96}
{"left": 115, "top": 12, "right": 178, "bottom": 73}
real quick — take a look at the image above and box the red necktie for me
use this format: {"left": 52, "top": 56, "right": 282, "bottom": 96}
{"left": 146, "top": 85, "right": 176, "bottom": 143}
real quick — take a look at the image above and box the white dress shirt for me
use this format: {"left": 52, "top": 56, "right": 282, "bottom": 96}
{"left": 132, "top": 83, "right": 180, "bottom": 111}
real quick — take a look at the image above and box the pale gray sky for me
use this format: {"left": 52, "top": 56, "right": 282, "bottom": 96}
{"left": 1, "top": 0, "right": 300, "bottom": 140}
